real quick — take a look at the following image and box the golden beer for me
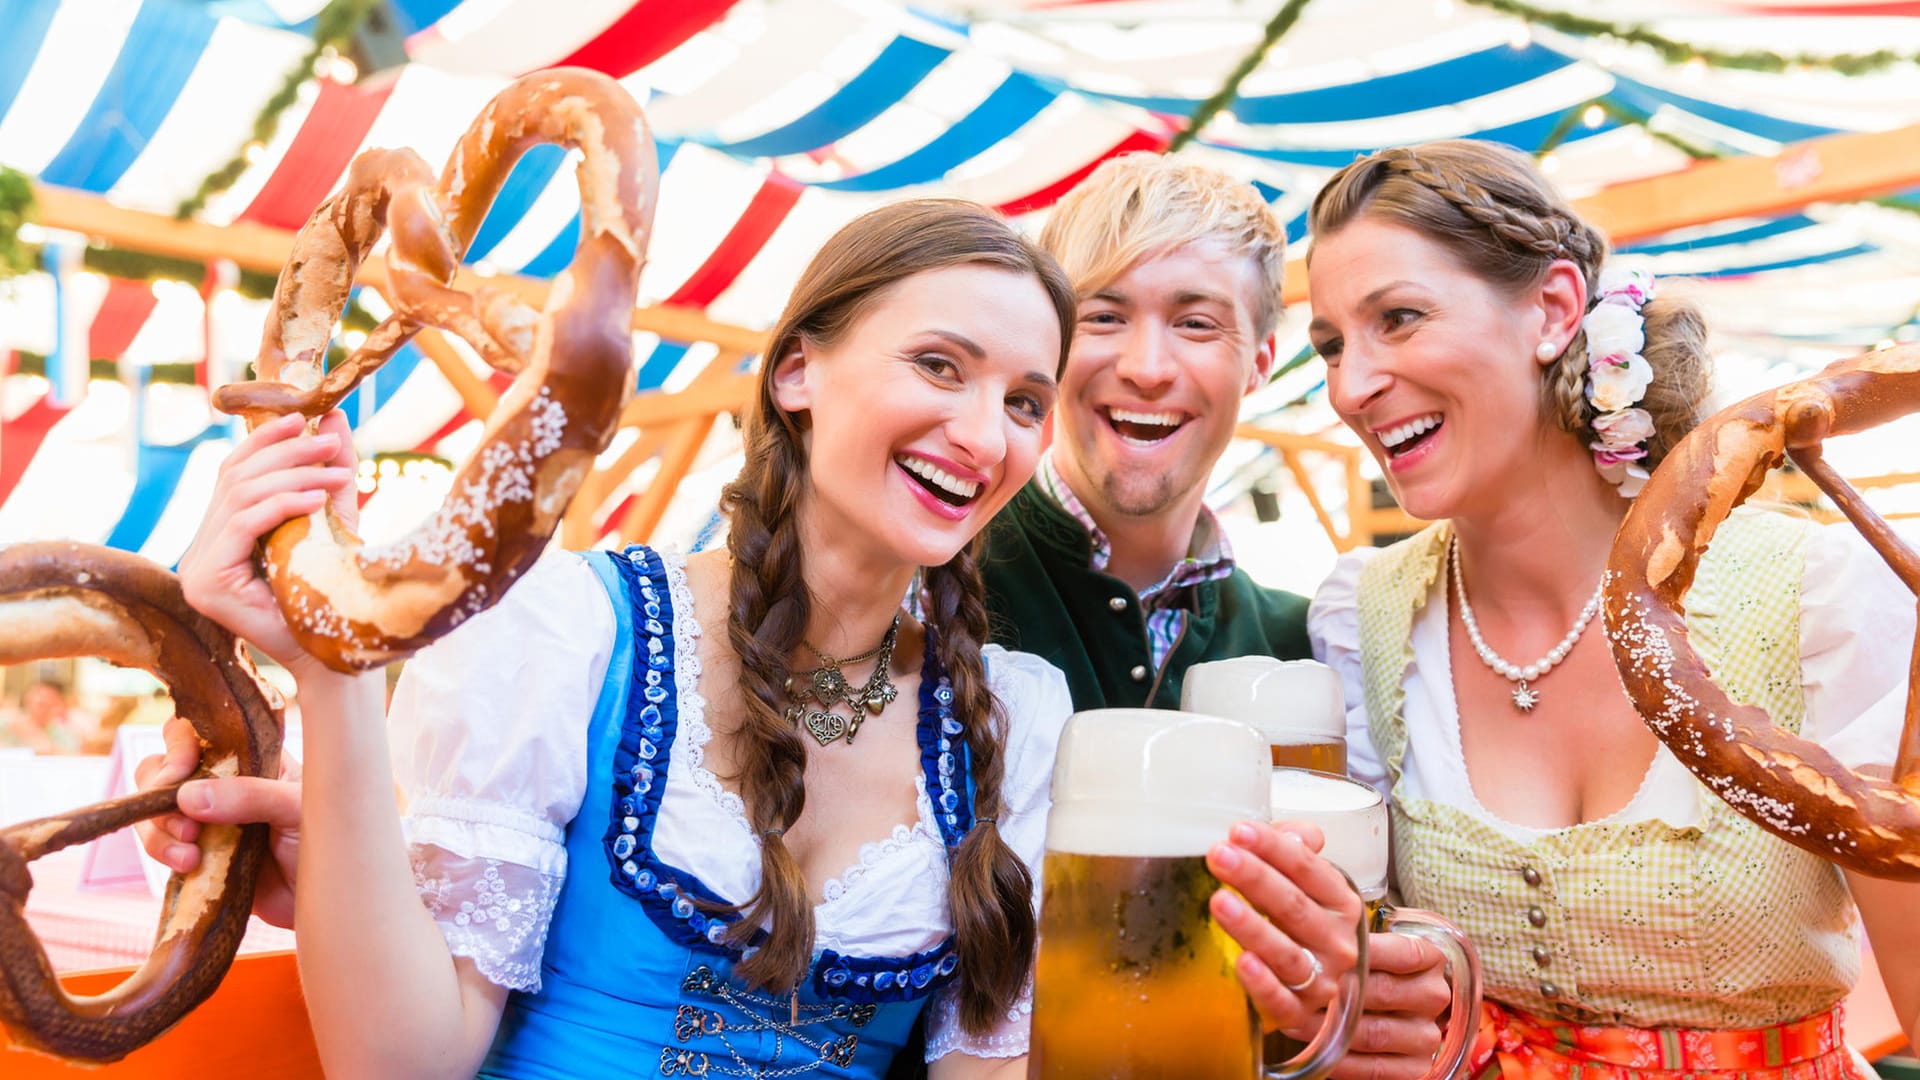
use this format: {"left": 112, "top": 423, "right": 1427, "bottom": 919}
{"left": 1031, "top": 852, "right": 1258, "bottom": 1078}
{"left": 1033, "top": 710, "right": 1369, "bottom": 1080}
{"left": 1268, "top": 738, "right": 1347, "bottom": 775}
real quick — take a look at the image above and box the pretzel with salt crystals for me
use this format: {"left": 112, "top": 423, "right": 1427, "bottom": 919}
{"left": 212, "top": 67, "right": 658, "bottom": 671}
{"left": 1604, "top": 344, "right": 1920, "bottom": 880}
{"left": 0, "top": 543, "right": 281, "bottom": 1062}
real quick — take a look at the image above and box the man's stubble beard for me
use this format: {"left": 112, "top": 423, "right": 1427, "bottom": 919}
{"left": 1097, "top": 464, "right": 1180, "bottom": 519}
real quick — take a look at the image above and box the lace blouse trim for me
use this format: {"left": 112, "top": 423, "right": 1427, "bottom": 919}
{"left": 411, "top": 846, "right": 563, "bottom": 993}
{"left": 658, "top": 552, "right": 749, "bottom": 831}
{"left": 819, "top": 775, "right": 941, "bottom": 904}
{"left": 924, "top": 976, "right": 1034, "bottom": 1062}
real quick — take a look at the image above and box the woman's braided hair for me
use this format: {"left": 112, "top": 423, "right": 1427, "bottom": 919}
{"left": 717, "top": 199, "right": 1075, "bottom": 1034}
{"left": 1308, "top": 140, "right": 1710, "bottom": 469}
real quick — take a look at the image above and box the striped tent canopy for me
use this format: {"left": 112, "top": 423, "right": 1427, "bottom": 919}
{"left": 5, "top": 0, "right": 1920, "bottom": 566}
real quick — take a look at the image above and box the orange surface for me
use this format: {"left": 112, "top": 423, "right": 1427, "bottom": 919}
{"left": 0, "top": 942, "right": 1903, "bottom": 1076}
{"left": 0, "top": 951, "right": 322, "bottom": 1079}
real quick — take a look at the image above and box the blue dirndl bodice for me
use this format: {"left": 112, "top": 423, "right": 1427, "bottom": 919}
{"left": 479, "top": 546, "right": 977, "bottom": 1079}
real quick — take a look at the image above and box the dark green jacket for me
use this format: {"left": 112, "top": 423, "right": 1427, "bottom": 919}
{"left": 980, "top": 481, "right": 1313, "bottom": 710}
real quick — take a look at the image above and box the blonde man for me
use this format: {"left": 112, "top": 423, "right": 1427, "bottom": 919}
{"left": 977, "top": 155, "right": 1452, "bottom": 1080}
{"left": 982, "top": 153, "right": 1303, "bottom": 709}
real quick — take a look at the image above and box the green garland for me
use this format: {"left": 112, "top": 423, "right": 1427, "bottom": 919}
{"left": 174, "top": 0, "right": 380, "bottom": 220}
{"left": 1534, "top": 98, "right": 1719, "bottom": 160}
{"left": 1170, "top": 0, "right": 1317, "bottom": 152}
{"left": 1462, "top": 0, "right": 1917, "bottom": 75}
{"left": 1179, "top": 0, "right": 1915, "bottom": 161}
{"left": 0, "top": 166, "right": 36, "bottom": 279}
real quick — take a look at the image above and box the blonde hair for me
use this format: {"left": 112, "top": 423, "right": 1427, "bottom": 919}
{"left": 1040, "top": 153, "right": 1289, "bottom": 337}
{"left": 1308, "top": 140, "right": 1711, "bottom": 470}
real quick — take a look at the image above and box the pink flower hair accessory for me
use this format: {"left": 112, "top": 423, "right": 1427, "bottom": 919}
{"left": 1583, "top": 267, "right": 1657, "bottom": 497}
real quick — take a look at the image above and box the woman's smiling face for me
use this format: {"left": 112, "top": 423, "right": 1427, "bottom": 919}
{"left": 1308, "top": 217, "right": 1561, "bottom": 522}
{"left": 773, "top": 263, "right": 1063, "bottom": 569}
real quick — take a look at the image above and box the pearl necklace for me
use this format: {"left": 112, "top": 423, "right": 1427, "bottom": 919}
{"left": 1449, "top": 538, "right": 1603, "bottom": 713}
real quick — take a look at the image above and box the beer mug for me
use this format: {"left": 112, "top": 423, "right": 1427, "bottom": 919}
{"left": 1182, "top": 658, "right": 1347, "bottom": 774}
{"left": 1268, "top": 768, "right": 1483, "bottom": 1079}
{"left": 1030, "top": 709, "right": 1367, "bottom": 1079}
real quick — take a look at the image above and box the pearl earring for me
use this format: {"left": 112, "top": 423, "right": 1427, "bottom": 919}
{"left": 1535, "top": 340, "right": 1560, "bottom": 361}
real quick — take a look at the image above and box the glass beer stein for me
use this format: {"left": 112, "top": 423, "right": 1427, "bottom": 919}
{"left": 1182, "top": 658, "right": 1348, "bottom": 775}
{"left": 1029, "top": 709, "right": 1367, "bottom": 1079}
{"left": 1267, "top": 768, "right": 1483, "bottom": 1079}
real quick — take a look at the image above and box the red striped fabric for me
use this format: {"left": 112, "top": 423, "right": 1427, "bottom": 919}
{"left": 994, "top": 129, "right": 1169, "bottom": 217}
{"left": 553, "top": 0, "right": 743, "bottom": 77}
{"left": 0, "top": 394, "right": 74, "bottom": 507}
{"left": 88, "top": 278, "right": 160, "bottom": 361}
{"left": 241, "top": 78, "right": 397, "bottom": 230}
{"left": 666, "top": 172, "right": 803, "bottom": 308}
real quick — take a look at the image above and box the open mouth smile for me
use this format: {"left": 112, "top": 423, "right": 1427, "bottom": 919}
{"left": 896, "top": 453, "right": 984, "bottom": 510}
{"left": 1102, "top": 406, "right": 1189, "bottom": 447}
{"left": 1376, "top": 413, "right": 1443, "bottom": 459}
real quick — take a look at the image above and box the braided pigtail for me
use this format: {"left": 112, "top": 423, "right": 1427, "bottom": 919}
{"left": 716, "top": 408, "right": 817, "bottom": 990}
{"left": 705, "top": 197, "right": 1073, "bottom": 994}
{"left": 925, "top": 543, "right": 1036, "bottom": 1035}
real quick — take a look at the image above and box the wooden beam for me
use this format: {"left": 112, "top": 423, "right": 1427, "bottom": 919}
{"left": 1233, "top": 424, "right": 1354, "bottom": 457}
{"left": 29, "top": 183, "right": 769, "bottom": 356}
{"left": 620, "top": 371, "right": 756, "bottom": 428}
{"left": 1279, "top": 123, "right": 1920, "bottom": 305}
{"left": 618, "top": 415, "right": 716, "bottom": 544}
{"left": 1276, "top": 447, "right": 1342, "bottom": 552}
{"left": 412, "top": 327, "right": 499, "bottom": 421}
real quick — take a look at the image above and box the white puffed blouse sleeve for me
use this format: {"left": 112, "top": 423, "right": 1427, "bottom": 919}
{"left": 1796, "top": 520, "right": 1919, "bottom": 770}
{"left": 924, "top": 646, "right": 1073, "bottom": 1064}
{"left": 1307, "top": 547, "right": 1390, "bottom": 797}
{"left": 387, "top": 551, "right": 616, "bottom": 992}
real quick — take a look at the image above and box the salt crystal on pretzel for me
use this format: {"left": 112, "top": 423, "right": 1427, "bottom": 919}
{"left": 1604, "top": 343, "right": 1920, "bottom": 880}
{"left": 213, "top": 68, "right": 659, "bottom": 672}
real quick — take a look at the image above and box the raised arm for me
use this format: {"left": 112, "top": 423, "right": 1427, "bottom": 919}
{"left": 177, "top": 411, "right": 508, "bottom": 1077}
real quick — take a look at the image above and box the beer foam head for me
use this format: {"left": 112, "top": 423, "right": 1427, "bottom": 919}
{"left": 1268, "top": 769, "right": 1389, "bottom": 897}
{"left": 1180, "top": 657, "right": 1345, "bottom": 744}
{"left": 1047, "top": 708, "right": 1269, "bottom": 857}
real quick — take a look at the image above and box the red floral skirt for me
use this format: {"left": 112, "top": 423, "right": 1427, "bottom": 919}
{"left": 1470, "top": 999, "right": 1864, "bottom": 1079}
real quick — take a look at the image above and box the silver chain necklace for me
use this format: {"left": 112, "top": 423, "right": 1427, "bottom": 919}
{"left": 1449, "top": 538, "right": 1603, "bottom": 713}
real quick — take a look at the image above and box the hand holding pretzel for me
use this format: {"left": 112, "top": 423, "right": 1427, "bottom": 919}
{"left": 1604, "top": 344, "right": 1920, "bottom": 880}
{"left": 0, "top": 544, "right": 282, "bottom": 1062}
{"left": 212, "top": 67, "right": 659, "bottom": 672}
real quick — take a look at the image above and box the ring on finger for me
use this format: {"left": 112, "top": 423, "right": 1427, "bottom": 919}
{"left": 1280, "top": 948, "right": 1323, "bottom": 993}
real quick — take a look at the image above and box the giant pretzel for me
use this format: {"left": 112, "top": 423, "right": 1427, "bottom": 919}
{"left": 213, "top": 67, "right": 659, "bottom": 671}
{"left": 1604, "top": 344, "right": 1920, "bottom": 880}
{"left": 0, "top": 70, "right": 656, "bottom": 1062}
{"left": 0, "top": 543, "right": 282, "bottom": 1062}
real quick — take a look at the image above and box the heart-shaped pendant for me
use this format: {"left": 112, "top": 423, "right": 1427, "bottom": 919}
{"left": 803, "top": 709, "right": 846, "bottom": 746}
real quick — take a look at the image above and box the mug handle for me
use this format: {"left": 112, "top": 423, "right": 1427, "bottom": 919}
{"left": 1376, "top": 904, "right": 1484, "bottom": 1080}
{"left": 1262, "top": 888, "right": 1370, "bottom": 1080}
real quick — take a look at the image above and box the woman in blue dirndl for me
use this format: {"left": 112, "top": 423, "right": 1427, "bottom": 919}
{"left": 163, "top": 199, "right": 1377, "bottom": 1079}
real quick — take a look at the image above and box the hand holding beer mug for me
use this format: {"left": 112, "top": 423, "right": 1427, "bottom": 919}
{"left": 1029, "top": 710, "right": 1368, "bottom": 1079}
{"left": 1268, "top": 768, "right": 1483, "bottom": 1079}
{"left": 1183, "top": 657, "right": 1347, "bottom": 775}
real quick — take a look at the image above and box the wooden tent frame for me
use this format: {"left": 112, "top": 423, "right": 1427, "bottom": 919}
{"left": 21, "top": 119, "right": 1920, "bottom": 551}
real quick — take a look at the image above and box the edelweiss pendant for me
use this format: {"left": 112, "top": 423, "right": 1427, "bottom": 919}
{"left": 1512, "top": 683, "right": 1539, "bottom": 712}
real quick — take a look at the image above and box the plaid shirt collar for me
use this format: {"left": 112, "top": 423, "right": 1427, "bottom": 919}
{"left": 1036, "top": 453, "right": 1236, "bottom": 607}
